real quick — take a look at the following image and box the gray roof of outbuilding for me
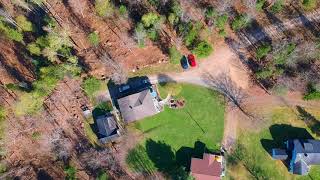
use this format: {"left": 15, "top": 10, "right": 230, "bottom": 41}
{"left": 96, "top": 114, "right": 118, "bottom": 137}
{"left": 117, "top": 89, "right": 158, "bottom": 123}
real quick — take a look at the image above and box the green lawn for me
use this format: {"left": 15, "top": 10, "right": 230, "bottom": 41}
{"left": 135, "top": 83, "right": 225, "bottom": 151}
{"left": 227, "top": 107, "right": 320, "bottom": 180}
{"left": 126, "top": 83, "right": 225, "bottom": 178}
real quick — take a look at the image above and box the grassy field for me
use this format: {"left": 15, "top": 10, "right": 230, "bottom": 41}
{"left": 126, "top": 83, "right": 225, "bottom": 178}
{"left": 227, "top": 106, "right": 320, "bottom": 180}
{"left": 129, "top": 63, "right": 182, "bottom": 77}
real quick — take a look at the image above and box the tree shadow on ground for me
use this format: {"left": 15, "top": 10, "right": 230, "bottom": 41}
{"left": 263, "top": 9, "right": 293, "bottom": 39}
{"left": 297, "top": 106, "right": 320, "bottom": 136}
{"left": 176, "top": 141, "right": 216, "bottom": 170}
{"left": 261, "top": 124, "right": 314, "bottom": 153}
{"left": 145, "top": 139, "right": 194, "bottom": 179}
{"left": 37, "top": 169, "right": 53, "bottom": 180}
{"left": 293, "top": 6, "right": 320, "bottom": 38}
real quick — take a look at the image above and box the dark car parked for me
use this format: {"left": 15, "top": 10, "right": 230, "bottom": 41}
{"left": 181, "top": 55, "right": 189, "bottom": 69}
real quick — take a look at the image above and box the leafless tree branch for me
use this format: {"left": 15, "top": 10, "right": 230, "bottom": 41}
{"left": 100, "top": 53, "right": 128, "bottom": 85}
{"left": 202, "top": 72, "right": 250, "bottom": 116}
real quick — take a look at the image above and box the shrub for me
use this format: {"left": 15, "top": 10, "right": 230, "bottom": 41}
{"left": 270, "top": 0, "right": 284, "bottom": 13}
{"left": 274, "top": 43, "right": 296, "bottom": 65}
{"left": 148, "top": 0, "right": 160, "bottom": 7}
{"left": 142, "top": 13, "right": 160, "bottom": 28}
{"left": 184, "top": 22, "right": 202, "bottom": 47}
{"left": 218, "top": 29, "right": 227, "bottom": 37}
{"left": 31, "top": 131, "right": 41, "bottom": 140}
{"left": 67, "top": 56, "right": 78, "bottom": 64}
{"left": 0, "top": 106, "right": 6, "bottom": 121}
{"left": 256, "top": 0, "right": 266, "bottom": 11}
{"left": 169, "top": 46, "right": 182, "bottom": 64}
{"left": 88, "top": 32, "right": 100, "bottom": 46}
{"left": 119, "top": 5, "right": 127, "bottom": 16}
{"left": 0, "top": 163, "right": 6, "bottom": 174}
{"left": 171, "top": 0, "right": 182, "bottom": 17}
{"left": 64, "top": 166, "right": 76, "bottom": 180}
{"left": 205, "top": 7, "right": 217, "bottom": 19}
{"left": 192, "top": 41, "right": 213, "bottom": 58}
{"left": 96, "top": 171, "right": 109, "bottom": 180}
{"left": 147, "top": 28, "right": 159, "bottom": 41}
{"left": 304, "top": 83, "right": 320, "bottom": 100}
{"left": 82, "top": 77, "right": 102, "bottom": 99}
{"left": 0, "top": 21, "right": 23, "bottom": 42}
{"left": 302, "top": 0, "right": 317, "bottom": 10}
{"left": 231, "top": 14, "right": 251, "bottom": 31}
{"left": 168, "top": 13, "right": 178, "bottom": 25}
{"left": 134, "top": 23, "right": 147, "bottom": 48}
{"left": 93, "top": 101, "right": 113, "bottom": 117}
{"left": 215, "top": 14, "right": 228, "bottom": 30}
{"left": 95, "top": 0, "right": 113, "bottom": 17}
{"left": 256, "top": 68, "right": 274, "bottom": 79}
{"left": 27, "top": 43, "right": 41, "bottom": 56}
{"left": 15, "top": 15, "right": 33, "bottom": 32}
{"left": 256, "top": 43, "right": 272, "bottom": 59}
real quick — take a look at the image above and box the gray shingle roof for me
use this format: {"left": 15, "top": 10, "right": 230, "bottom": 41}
{"left": 117, "top": 89, "right": 158, "bottom": 123}
{"left": 96, "top": 114, "right": 118, "bottom": 137}
{"left": 291, "top": 139, "right": 320, "bottom": 175}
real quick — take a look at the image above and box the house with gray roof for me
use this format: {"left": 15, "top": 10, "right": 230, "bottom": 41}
{"left": 96, "top": 113, "right": 121, "bottom": 144}
{"left": 117, "top": 89, "right": 160, "bottom": 123}
{"left": 272, "top": 139, "right": 320, "bottom": 175}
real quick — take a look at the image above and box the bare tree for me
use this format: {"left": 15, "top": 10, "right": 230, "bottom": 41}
{"left": 202, "top": 72, "right": 248, "bottom": 114}
{"left": 49, "top": 128, "right": 72, "bottom": 163}
{"left": 214, "top": 0, "right": 235, "bottom": 15}
{"left": 100, "top": 53, "right": 128, "bottom": 85}
{"left": 12, "top": 0, "right": 32, "bottom": 11}
{"left": 0, "top": 9, "right": 17, "bottom": 27}
{"left": 68, "top": 0, "right": 86, "bottom": 18}
{"left": 244, "top": 0, "right": 258, "bottom": 19}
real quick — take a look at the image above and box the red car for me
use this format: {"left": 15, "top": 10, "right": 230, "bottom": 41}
{"left": 187, "top": 54, "right": 196, "bottom": 67}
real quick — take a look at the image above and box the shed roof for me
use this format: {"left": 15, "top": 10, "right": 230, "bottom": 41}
{"left": 191, "top": 153, "right": 222, "bottom": 180}
{"left": 117, "top": 89, "right": 158, "bottom": 123}
{"left": 96, "top": 114, "right": 118, "bottom": 137}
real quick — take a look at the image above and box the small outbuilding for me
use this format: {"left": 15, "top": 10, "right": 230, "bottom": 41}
{"left": 96, "top": 113, "right": 120, "bottom": 144}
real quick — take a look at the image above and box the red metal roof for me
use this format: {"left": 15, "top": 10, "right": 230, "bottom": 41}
{"left": 190, "top": 153, "right": 222, "bottom": 180}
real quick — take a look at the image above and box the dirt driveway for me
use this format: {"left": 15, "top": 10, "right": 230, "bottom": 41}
{"left": 149, "top": 41, "right": 250, "bottom": 89}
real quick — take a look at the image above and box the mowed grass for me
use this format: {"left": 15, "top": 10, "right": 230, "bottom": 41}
{"left": 134, "top": 83, "right": 225, "bottom": 151}
{"left": 227, "top": 107, "right": 320, "bottom": 179}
